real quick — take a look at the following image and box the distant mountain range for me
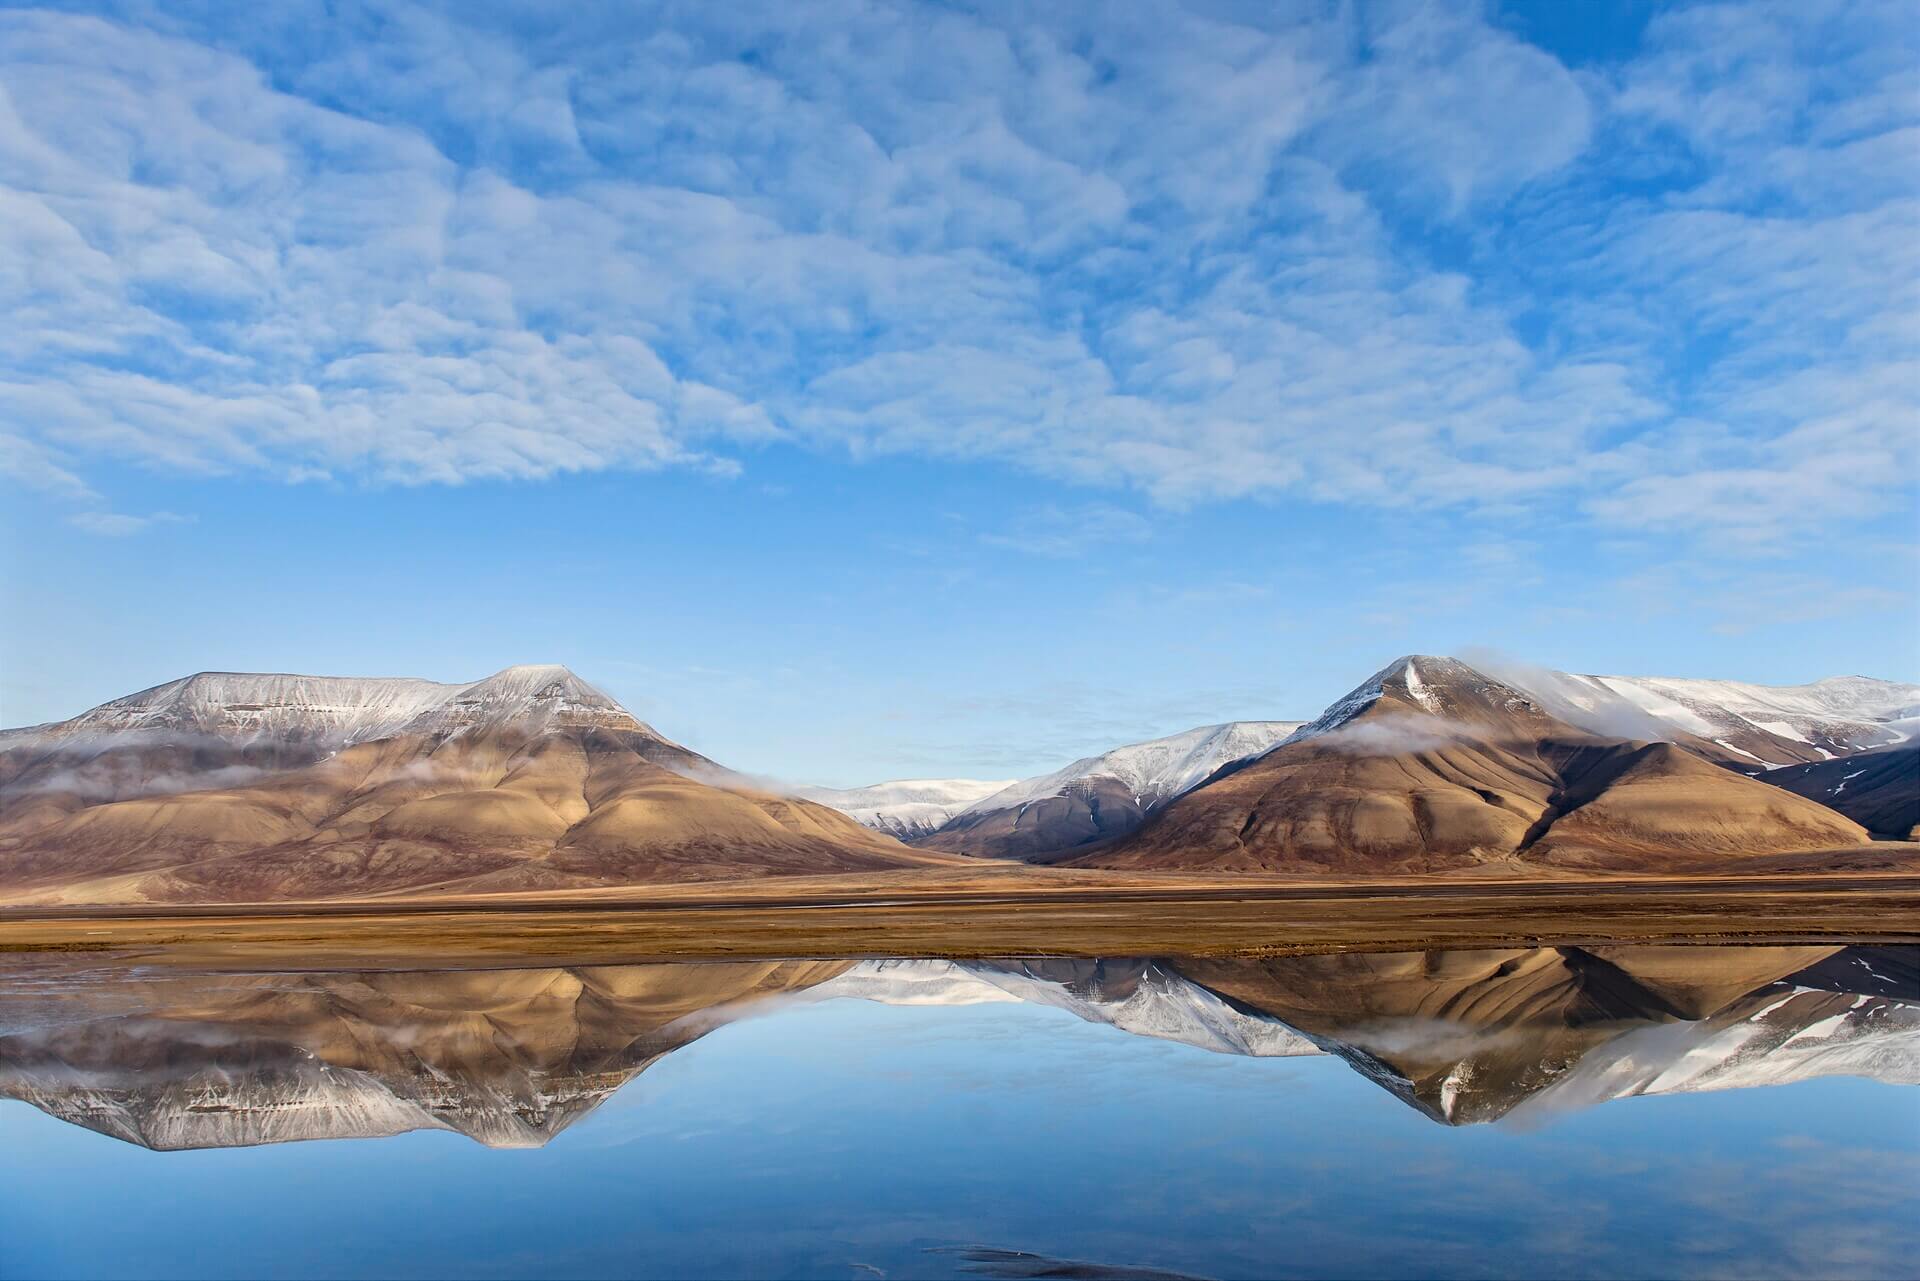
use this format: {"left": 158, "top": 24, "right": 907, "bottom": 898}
{"left": 1471, "top": 663, "right": 1919, "bottom": 768}
{"left": 909, "top": 720, "right": 1303, "bottom": 860}
{"left": 1074, "top": 656, "right": 1882, "bottom": 875}
{"left": 1757, "top": 744, "right": 1920, "bottom": 838}
{"left": 0, "top": 655, "right": 1913, "bottom": 903}
{"left": 5, "top": 944, "right": 1910, "bottom": 1147}
{"left": 812, "top": 660, "right": 1918, "bottom": 865}
{"left": 792, "top": 778, "right": 1014, "bottom": 839}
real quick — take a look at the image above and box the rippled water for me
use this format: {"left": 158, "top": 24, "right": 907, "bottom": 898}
{"left": 2, "top": 944, "right": 1916, "bottom": 1279}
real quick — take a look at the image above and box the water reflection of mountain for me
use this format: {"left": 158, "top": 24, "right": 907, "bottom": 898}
{"left": 1, "top": 946, "right": 1913, "bottom": 1148}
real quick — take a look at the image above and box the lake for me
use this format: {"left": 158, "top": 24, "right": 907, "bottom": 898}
{"left": 2, "top": 944, "right": 1916, "bottom": 1279}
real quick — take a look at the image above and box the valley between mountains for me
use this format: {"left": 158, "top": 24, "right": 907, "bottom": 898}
{"left": 0, "top": 655, "right": 1914, "bottom": 917}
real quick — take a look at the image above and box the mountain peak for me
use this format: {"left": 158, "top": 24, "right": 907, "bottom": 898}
{"left": 954, "top": 720, "right": 1307, "bottom": 822}
{"left": 1287, "top": 654, "right": 1550, "bottom": 745}
{"left": 396, "top": 665, "right": 653, "bottom": 737}
{"left": 46, "top": 671, "right": 462, "bottom": 743}
{"left": 9, "top": 665, "right": 659, "bottom": 745}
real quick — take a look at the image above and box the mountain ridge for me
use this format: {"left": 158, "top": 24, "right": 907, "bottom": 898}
{"left": 1077, "top": 655, "right": 1874, "bottom": 875}
{"left": 796, "top": 778, "right": 1017, "bottom": 839}
{"left": 0, "top": 664, "right": 957, "bottom": 905}
{"left": 1, "top": 654, "right": 1909, "bottom": 903}
{"left": 914, "top": 719, "right": 1305, "bottom": 861}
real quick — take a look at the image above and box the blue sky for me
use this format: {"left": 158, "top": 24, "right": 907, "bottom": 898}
{"left": 1, "top": 0, "right": 1915, "bottom": 784}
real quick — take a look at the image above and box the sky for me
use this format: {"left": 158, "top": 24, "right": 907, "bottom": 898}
{"left": 0, "top": 0, "right": 1915, "bottom": 784}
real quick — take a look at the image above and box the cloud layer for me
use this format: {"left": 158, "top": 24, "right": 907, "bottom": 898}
{"left": 1, "top": 1, "right": 1912, "bottom": 545}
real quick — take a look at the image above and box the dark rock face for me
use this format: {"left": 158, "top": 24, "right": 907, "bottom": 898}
{"left": 916, "top": 776, "right": 1147, "bottom": 861}
{"left": 1756, "top": 744, "right": 1919, "bottom": 838}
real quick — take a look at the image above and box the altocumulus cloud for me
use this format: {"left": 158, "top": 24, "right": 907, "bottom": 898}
{"left": 0, "top": 0, "right": 1912, "bottom": 549}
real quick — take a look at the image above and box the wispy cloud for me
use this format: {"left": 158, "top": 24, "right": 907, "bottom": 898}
{"left": 0, "top": 1, "right": 1910, "bottom": 565}
{"left": 979, "top": 503, "right": 1153, "bottom": 558}
{"left": 65, "top": 510, "right": 193, "bottom": 537}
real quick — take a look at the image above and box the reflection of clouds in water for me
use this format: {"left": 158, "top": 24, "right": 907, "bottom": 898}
{"left": 1655, "top": 1142, "right": 1920, "bottom": 1280}
{"left": 2, "top": 953, "right": 1917, "bottom": 1280}
{"left": 7, "top": 948, "right": 1919, "bottom": 1157}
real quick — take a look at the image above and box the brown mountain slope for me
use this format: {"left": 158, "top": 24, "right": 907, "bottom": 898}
{"left": 1755, "top": 744, "right": 1918, "bottom": 839}
{"left": 0, "top": 667, "right": 958, "bottom": 906}
{"left": 0, "top": 665, "right": 699, "bottom": 840}
{"left": 1077, "top": 656, "right": 1869, "bottom": 875}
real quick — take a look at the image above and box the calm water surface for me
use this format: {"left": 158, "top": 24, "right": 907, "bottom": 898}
{"left": 2, "top": 945, "right": 1916, "bottom": 1280}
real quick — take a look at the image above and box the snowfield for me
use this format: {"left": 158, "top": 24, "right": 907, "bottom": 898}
{"left": 796, "top": 778, "right": 1017, "bottom": 838}
{"left": 952, "top": 720, "right": 1306, "bottom": 819}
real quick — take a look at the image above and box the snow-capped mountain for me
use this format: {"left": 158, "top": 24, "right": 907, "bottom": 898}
{"left": 796, "top": 778, "right": 1016, "bottom": 839}
{"left": 1280, "top": 655, "right": 1551, "bottom": 746}
{"left": 1584, "top": 673, "right": 1919, "bottom": 764}
{"left": 958, "top": 721, "right": 1307, "bottom": 817}
{"left": 1088, "top": 656, "right": 1870, "bottom": 875}
{"left": 1470, "top": 660, "right": 1920, "bottom": 768}
{"left": 0, "top": 672, "right": 452, "bottom": 750}
{"left": 2, "top": 663, "right": 660, "bottom": 749}
{"left": 0, "top": 666, "right": 946, "bottom": 906}
{"left": 915, "top": 720, "right": 1304, "bottom": 860}
{"left": 391, "top": 664, "right": 656, "bottom": 738}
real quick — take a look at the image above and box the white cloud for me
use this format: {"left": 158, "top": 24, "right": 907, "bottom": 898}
{"left": 67, "top": 509, "right": 192, "bottom": 537}
{"left": 0, "top": 0, "right": 1910, "bottom": 563}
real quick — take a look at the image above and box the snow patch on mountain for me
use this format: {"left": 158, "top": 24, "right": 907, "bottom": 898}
{"left": 796, "top": 778, "right": 1017, "bottom": 839}
{"left": 5, "top": 664, "right": 660, "bottom": 747}
{"left": 1280, "top": 655, "right": 1528, "bottom": 749}
{"left": 953, "top": 721, "right": 1305, "bottom": 820}
{"left": 1590, "top": 674, "right": 1920, "bottom": 750}
{"left": 1456, "top": 656, "right": 1920, "bottom": 765}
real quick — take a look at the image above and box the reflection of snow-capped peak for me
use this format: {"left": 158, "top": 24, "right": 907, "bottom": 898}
{"left": 955, "top": 722, "right": 1304, "bottom": 819}
{"left": 1510, "top": 987, "right": 1920, "bottom": 1120}
{"left": 811, "top": 959, "right": 1322, "bottom": 1058}
{"left": 801, "top": 960, "right": 1025, "bottom": 1007}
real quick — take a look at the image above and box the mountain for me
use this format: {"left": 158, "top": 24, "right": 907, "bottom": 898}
{"left": 1079, "top": 656, "right": 1871, "bottom": 875}
{"left": 1477, "top": 662, "right": 1920, "bottom": 769}
{"left": 0, "top": 666, "right": 956, "bottom": 905}
{"left": 796, "top": 778, "right": 1016, "bottom": 839}
{"left": 4, "top": 945, "right": 1909, "bottom": 1146}
{"left": 1756, "top": 745, "right": 1919, "bottom": 839}
{"left": 914, "top": 721, "right": 1303, "bottom": 861}
{"left": 0, "top": 665, "right": 677, "bottom": 821}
